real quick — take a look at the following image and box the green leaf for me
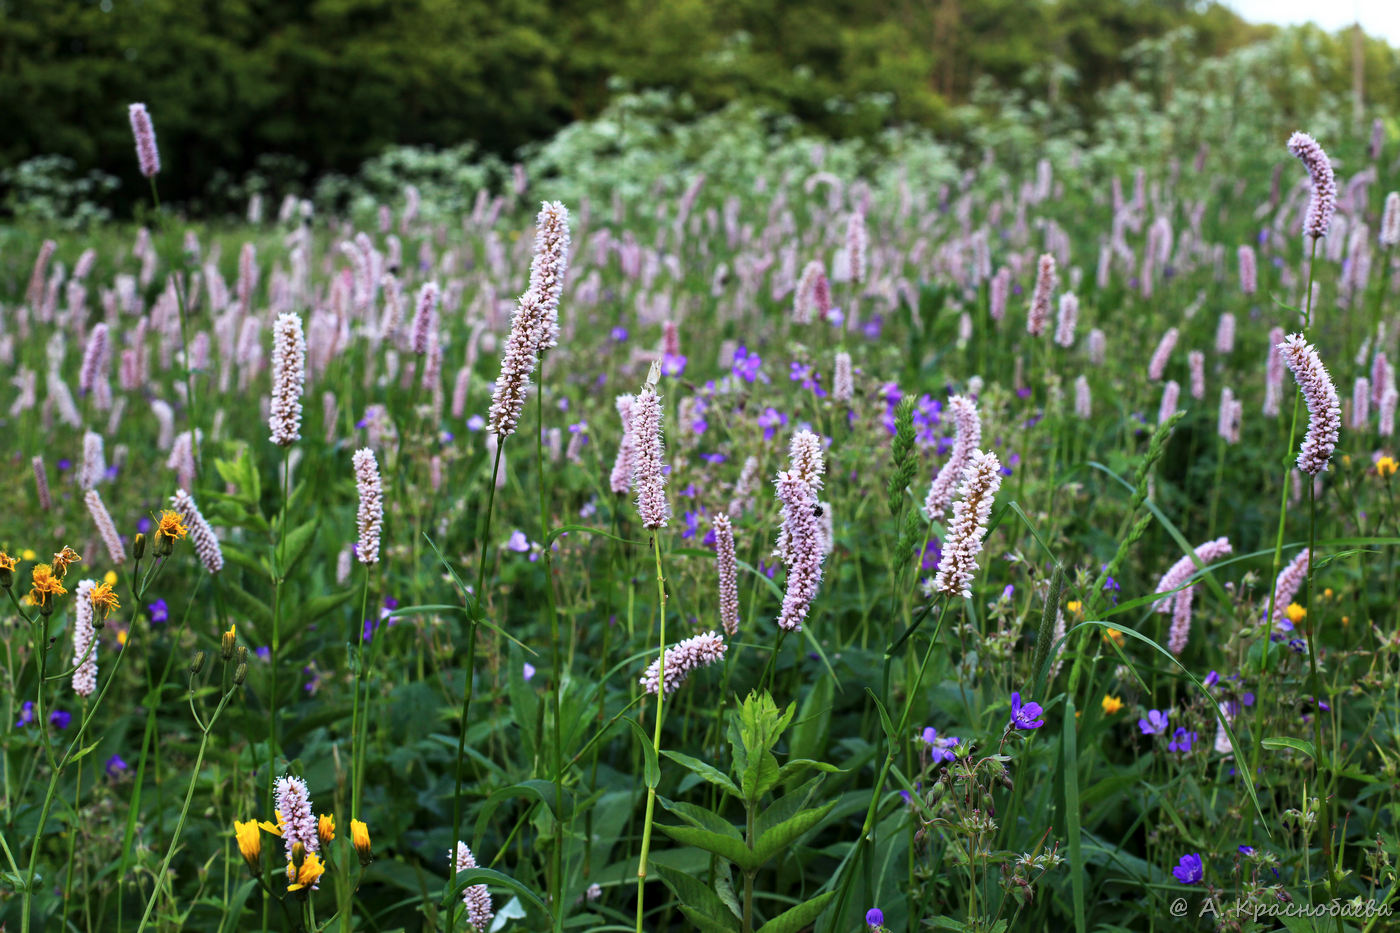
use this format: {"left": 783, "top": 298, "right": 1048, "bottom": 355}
{"left": 655, "top": 824, "right": 762, "bottom": 872}
{"left": 662, "top": 749, "right": 740, "bottom": 797}
{"left": 507, "top": 644, "right": 539, "bottom": 763}
{"left": 1261, "top": 736, "right": 1316, "bottom": 760}
{"left": 680, "top": 906, "right": 743, "bottom": 933}
{"left": 66, "top": 741, "right": 102, "bottom": 766}
{"left": 789, "top": 675, "right": 832, "bottom": 762}
{"left": 753, "top": 890, "right": 835, "bottom": 933}
{"left": 756, "top": 777, "right": 821, "bottom": 839}
{"left": 658, "top": 798, "right": 743, "bottom": 840}
{"left": 544, "top": 523, "right": 645, "bottom": 547}
{"left": 774, "top": 758, "right": 841, "bottom": 787}
{"left": 656, "top": 864, "right": 739, "bottom": 927}
{"left": 221, "top": 582, "right": 271, "bottom": 633}
{"left": 296, "top": 589, "right": 355, "bottom": 628}
{"left": 752, "top": 798, "right": 837, "bottom": 864}
{"left": 473, "top": 780, "right": 571, "bottom": 843}
{"left": 275, "top": 517, "right": 319, "bottom": 577}
{"left": 448, "top": 867, "right": 548, "bottom": 916}
{"left": 218, "top": 544, "right": 272, "bottom": 581}
{"left": 625, "top": 717, "right": 660, "bottom": 789}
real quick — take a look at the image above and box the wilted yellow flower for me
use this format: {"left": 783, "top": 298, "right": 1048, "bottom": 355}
{"left": 318, "top": 814, "right": 335, "bottom": 845}
{"left": 1104, "top": 628, "right": 1125, "bottom": 647}
{"left": 234, "top": 820, "right": 261, "bottom": 867}
{"left": 1377, "top": 456, "right": 1398, "bottom": 478}
{"left": 350, "top": 819, "right": 371, "bottom": 861}
{"left": 286, "top": 852, "right": 325, "bottom": 892}
{"left": 1285, "top": 603, "right": 1307, "bottom": 625}
{"left": 89, "top": 581, "right": 121, "bottom": 619}
{"left": 1101, "top": 694, "right": 1124, "bottom": 715}
{"left": 28, "top": 564, "right": 66, "bottom": 609}
{"left": 50, "top": 546, "right": 81, "bottom": 580}
{"left": 156, "top": 510, "right": 189, "bottom": 541}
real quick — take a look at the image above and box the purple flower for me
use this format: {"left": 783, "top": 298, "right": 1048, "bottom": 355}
{"left": 1171, "top": 853, "right": 1204, "bottom": 885}
{"left": 16, "top": 701, "right": 34, "bottom": 727}
{"left": 1139, "top": 710, "right": 1170, "bottom": 735}
{"left": 610, "top": 326, "right": 629, "bottom": 342}
{"left": 682, "top": 510, "right": 701, "bottom": 540}
{"left": 732, "top": 346, "right": 762, "bottom": 383}
{"left": 137, "top": 516, "right": 153, "bottom": 535}
{"left": 105, "top": 754, "right": 128, "bottom": 778}
{"left": 466, "top": 415, "right": 486, "bottom": 431}
{"left": 148, "top": 598, "right": 169, "bottom": 624}
{"left": 384, "top": 596, "right": 399, "bottom": 610}
{"left": 1009, "top": 692, "right": 1045, "bottom": 730}
{"left": 922, "top": 727, "right": 959, "bottom": 762}
{"left": 522, "top": 662, "right": 536, "bottom": 682}
{"left": 1204, "top": 670, "right": 1220, "bottom": 688}
{"left": 662, "top": 352, "right": 687, "bottom": 377}
{"left": 49, "top": 710, "right": 72, "bottom": 729}
{"left": 1167, "top": 727, "right": 1198, "bottom": 754}
{"left": 362, "top": 618, "right": 378, "bottom": 642}
{"left": 1238, "top": 845, "right": 1255, "bottom": 856}
{"left": 861, "top": 315, "right": 883, "bottom": 339}
{"left": 866, "top": 908, "right": 884, "bottom": 929}
{"left": 506, "top": 530, "right": 531, "bottom": 553}
{"left": 756, "top": 407, "right": 788, "bottom": 441}
{"left": 256, "top": 646, "right": 271, "bottom": 660}
{"left": 58, "top": 458, "right": 72, "bottom": 471}
{"left": 700, "top": 452, "right": 726, "bottom": 464}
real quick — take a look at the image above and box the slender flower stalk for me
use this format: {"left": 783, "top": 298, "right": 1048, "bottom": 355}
{"left": 128, "top": 103, "right": 161, "bottom": 178}
{"left": 269, "top": 312, "right": 306, "bottom": 446}
{"left": 71, "top": 579, "right": 98, "bottom": 697}
{"left": 630, "top": 387, "right": 667, "bottom": 529}
{"left": 1286, "top": 131, "right": 1337, "bottom": 240}
{"left": 352, "top": 448, "right": 383, "bottom": 564}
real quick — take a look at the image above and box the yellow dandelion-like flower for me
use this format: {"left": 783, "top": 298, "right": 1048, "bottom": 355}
{"left": 28, "top": 564, "right": 67, "bottom": 608}
{"left": 21, "top": 549, "right": 36, "bottom": 561}
{"left": 0, "top": 552, "right": 18, "bottom": 572}
{"left": 350, "top": 819, "right": 371, "bottom": 861}
{"left": 1377, "top": 455, "right": 1398, "bottom": 478}
{"left": 1323, "top": 587, "right": 1333, "bottom": 599}
{"left": 318, "top": 814, "right": 335, "bottom": 845}
{"left": 1101, "top": 694, "right": 1124, "bottom": 715}
{"left": 50, "top": 546, "right": 81, "bottom": 580}
{"left": 1285, "top": 602, "right": 1307, "bottom": 625}
{"left": 89, "top": 581, "right": 121, "bottom": 619}
{"left": 286, "top": 852, "right": 325, "bottom": 892}
{"left": 234, "top": 820, "right": 261, "bottom": 867}
{"left": 116, "top": 629, "right": 128, "bottom": 647}
{"left": 156, "top": 510, "right": 189, "bottom": 541}
{"left": 260, "top": 811, "right": 286, "bottom": 837}
{"left": 103, "top": 570, "right": 118, "bottom": 586}
{"left": 1104, "top": 628, "right": 1125, "bottom": 647}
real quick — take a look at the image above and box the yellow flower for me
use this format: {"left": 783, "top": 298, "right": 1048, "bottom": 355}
{"left": 50, "top": 546, "right": 81, "bottom": 580}
{"left": 89, "top": 581, "right": 121, "bottom": 619}
{"left": 1066, "top": 600, "right": 1083, "bottom": 615}
{"left": 21, "top": 549, "right": 36, "bottom": 561}
{"left": 1104, "top": 628, "right": 1125, "bottom": 647}
{"left": 0, "top": 552, "right": 18, "bottom": 572}
{"left": 1101, "top": 694, "right": 1124, "bottom": 715}
{"left": 350, "top": 819, "right": 372, "bottom": 861}
{"left": 1378, "top": 456, "right": 1398, "bottom": 478}
{"left": 1343, "top": 453, "right": 1352, "bottom": 467}
{"left": 318, "top": 814, "right": 335, "bottom": 845}
{"left": 103, "top": 570, "right": 118, "bottom": 586}
{"left": 260, "top": 811, "right": 286, "bottom": 837}
{"left": 1285, "top": 603, "right": 1307, "bottom": 625}
{"left": 156, "top": 510, "right": 189, "bottom": 541}
{"left": 286, "top": 852, "right": 325, "bottom": 892}
{"left": 1322, "top": 588, "right": 1333, "bottom": 599}
{"left": 116, "top": 629, "right": 128, "bottom": 647}
{"left": 28, "top": 564, "right": 67, "bottom": 608}
{"left": 234, "top": 820, "right": 261, "bottom": 867}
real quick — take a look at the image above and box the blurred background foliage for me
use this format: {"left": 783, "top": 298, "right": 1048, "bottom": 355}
{"left": 0, "top": 0, "right": 1397, "bottom": 217}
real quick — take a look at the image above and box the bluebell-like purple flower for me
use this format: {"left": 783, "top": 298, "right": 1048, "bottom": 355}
{"left": 1009, "top": 692, "right": 1045, "bottom": 730}
{"left": 1167, "top": 727, "right": 1198, "bottom": 753}
{"left": 50, "top": 710, "right": 72, "bottom": 729}
{"left": 148, "top": 598, "right": 169, "bottom": 624}
{"left": 466, "top": 415, "right": 486, "bottom": 431}
{"left": 866, "top": 907, "right": 884, "bottom": 929}
{"left": 861, "top": 315, "right": 882, "bottom": 339}
{"left": 1139, "top": 710, "right": 1170, "bottom": 735}
{"left": 1171, "top": 853, "right": 1204, "bottom": 884}
{"left": 922, "top": 727, "right": 959, "bottom": 762}
{"left": 732, "top": 346, "right": 762, "bottom": 383}
{"left": 523, "top": 662, "right": 536, "bottom": 682}
{"left": 1238, "top": 845, "right": 1255, "bottom": 856}
{"left": 662, "top": 353, "right": 687, "bottom": 377}
{"left": 16, "top": 701, "right": 34, "bottom": 727}
{"left": 682, "top": 510, "right": 701, "bottom": 540}
{"left": 611, "top": 326, "right": 629, "bottom": 342}
{"left": 757, "top": 407, "right": 787, "bottom": 441}
{"left": 1204, "top": 670, "right": 1219, "bottom": 688}
{"left": 506, "top": 530, "right": 531, "bottom": 553}
{"left": 700, "top": 452, "right": 726, "bottom": 464}
{"left": 105, "top": 754, "right": 128, "bottom": 777}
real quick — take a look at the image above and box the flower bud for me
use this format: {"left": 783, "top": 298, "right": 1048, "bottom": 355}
{"left": 234, "top": 662, "right": 248, "bottom": 685}
{"left": 221, "top": 625, "right": 236, "bottom": 660}
{"left": 155, "top": 532, "right": 174, "bottom": 557}
{"left": 133, "top": 533, "right": 146, "bottom": 561}
{"left": 235, "top": 645, "right": 248, "bottom": 666}
{"left": 189, "top": 650, "right": 206, "bottom": 675}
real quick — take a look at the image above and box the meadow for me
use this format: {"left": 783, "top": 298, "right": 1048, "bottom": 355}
{"left": 1, "top": 88, "right": 1399, "bottom": 933}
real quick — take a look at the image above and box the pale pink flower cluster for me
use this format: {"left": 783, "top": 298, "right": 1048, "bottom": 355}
{"left": 931, "top": 450, "right": 1002, "bottom": 599}
{"left": 128, "top": 103, "right": 160, "bottom": 178}
{"left": 794, "top": 260, "right": 830, "bottom": 324}
{"left": 454, "top": 841, "right": 494, "bottom": 931}
{"left": 80, "top": 430, "right": 106, "bottom": 492}
{"left": 1353, "top": 377, "right": 1371, "bottom": 430}
{"left": 1218, "top": 388, "right": 1242, "bottom": 444}
{"left": 410, "top": 282, "right": 439, "bottom": 355}
{"left": 713, "top": 514, "right": 740, "bottom": 637}
{"left": 1382, "top": 192, "right": 1400, "bottom": 248}
{"left": 1054, "top": 292, "right": 1078, "bottom": 347}
{"left": 774, "top": 433, "right": 827, "bottom": 632}
{"left": 1278, "top": 334, "right": 1341, "bottom": 475}
{"left": 1264, "top": 326, "right": 1285, "bottom": 416}
{"left": 609, "top": 395, "right": 636, "bottom": 494}
{"left": 269, "top": 312, "right": 306, "bottom": 446}
{"left": 1237, "top": 245, "right": 1257, "bottom": 295}
{"left": 846, "top": 213, "right": 867, "bottom": 284}
{"left": 1026, "top": 254, "right": 1056, "bottom": 337}
{"left": 832, "top": 351, "right": 853, "bottom": 402}
{"left": 729, "top": 455, "right": 760, "bottom": 516}
{"left": 528, "top": 201, "right": 571, "bottom": 349}
{"left": 71, "top": 579, "right": 98, "bottom": 697}
{"left": 639, "top": 631, "right": 727, "bottom": 695}
{"left": 1188, "top": 351, "right": 1205, "bottom": 400}
{"left": 1153, "top": 537, "right": 1233, "bottom": 613}
{"left": 1270, "top": 548, "right": 1310, "bottom": 629}
{"left": 1215, "top": 313, "right": 1236, "bottom": 355}
{"left": 1074, "top": 375, "right": 1092, "bottom": 419}
{"left": 353, "top": 448, "right": 383, "bottom": 565}
{"left": 32, "top": 456, "right": 51, "bottom": 511}
{"left": 171, "top": 489, "right": 223, "bottom": 574}
{"left": 85, "top": 489, "right": 125, "bottom": 564}
{"left": 630, "top": 388, "right": 667, "bottom": 529}
{"left": 1158, "top": 380, "right": 1180, "bottom": 426}
{"left": 1147, "top": 327, "right": 1178, "bottom": 381}
{"left": 274, "top": 775, "right": 319, "bottom": 859}
{"left": 1286, "top": 131, "right": 1336, "bottom": 240}
{"left": 923, "top": 396, "right": 981, "bottom": 524}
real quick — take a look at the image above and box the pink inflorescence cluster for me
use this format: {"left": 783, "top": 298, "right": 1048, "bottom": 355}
{"left": 639, "top": 631, "right": 728, "bottom": 695}
{"left": 1286, "top": 131, "right": 1337, "bottom": 240}
{"left": 931, "top": 450, "right": 1003, "bottom": 599}
{"left": 1278, "top": 334, "right": 1341, "bottom": 475}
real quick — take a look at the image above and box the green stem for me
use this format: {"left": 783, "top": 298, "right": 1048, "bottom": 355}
{"left": 634, "top": 532, "right": 668, "bottom": 933}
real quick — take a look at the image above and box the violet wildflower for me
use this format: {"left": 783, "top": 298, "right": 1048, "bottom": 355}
{"left": 1172, "top": 853, "right": 1204, "bottom": 885}
{"left": 269, "top": 312, "right": 306, "bottom": 446}
{"left": 1167, "top": 727, "right": 1198, "bottom": 754}
{"left": 713, "top": 513, "right": 740, "bottom": 637}
{"left": 1278, "top": 334, "right": 1341, "bottom": 474}
{"left": 866, "top": 907, "right": 884, "bottom": 929}
{"left": 49, "top": 710, "right": 71, "bottom": 729}
{"left": 352, "top": 448, "right": 383, "bottom": 565}
{"left": 639, "top": 631, "right": 727, "bottom": 694}
{"left": 757, "top": 407, "right": 787, "bottom": 441}
{"left": 1139, "top": 710, "right": 1170, "bottom": 735}
{"left": 731, "top": 346, "right": 762, "bottom": 383}
{"left": 922, "top": 727, "right": 959, "bottom": 762}
{"left": 148, "top": 599, "right": 169, "bottom": 623}
{"left": 1286, "top": 131, "right": 1336, "bottom": 240}
{"left": 105, "top": 754, "right": 128, "bottom": 778}
{"left": 930, "top": 450, "right": 1002, "bottom": 599}
{"left": 1008, "top": 692, "right": 1045, "bottom": 730}
{"left": 16, "top": 702, "right": 34, "bottom": 727}
{"left": 128, "top": 103, "right": 160, "bottom": 178}
{"left": 630, "top": 387, "right": 668, "bottom": 529}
